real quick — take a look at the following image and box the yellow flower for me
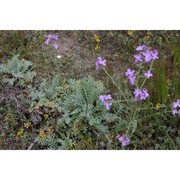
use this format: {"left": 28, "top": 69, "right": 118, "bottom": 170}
{"left": 145, "top": 35, "right": 150, "bottom": 39}
{"left": 155, "top": 103, "right": 161, "bottom": 110}
{"left": 39, "top": 130, "right": 45, "bottom": 140}
{"left": 17, "top": 130, "right": 23, "bottom": 138}
{"left": 166, "top": 79, "right": 172, "bottom": 86}
{"left": 43, "top": 114, "right": 49, "bottom": 119}
{"left": 94, "top": 34, "right": 100, "bottom": 43}
{"left": 24, "top": 122, "right": 31, "bottom": 129}
{"left": 127, "top": 30, "right": 133, "bottom": 36}
{"left": 168, "top": 94, "right": 170, "bottom": 97}
{"left": 128, "top": 30, "right": 136, "bottom": 35}
{"left": 166, "top": 79, "right": 170, "bottom": 84}
{"left": 95, "top": 45, "right": 100, "bottom": 50}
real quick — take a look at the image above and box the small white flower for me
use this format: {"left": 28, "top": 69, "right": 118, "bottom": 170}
{"left": 57, "top": 55, "right": 61, "bottom": 59}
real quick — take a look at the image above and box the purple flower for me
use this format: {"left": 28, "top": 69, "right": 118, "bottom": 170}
{"left": 172, "top": 109, "right": 178, "bottom": 115}
{"left": 45, "top": 34, "right": 52, "bottom": 45}
{"left": 172, "top": 99, "right": 180, "bottom": 115}
{"left": 134, "top": 45, "right": 159, "bottom": 63}
{"left": 142, "top": 50, "right": 153, "bottom": 62}
{"left": 53, "top": 42, "right": 59, "bottom": 49}
{"left": 140, "top": 89, "right": 150, "bottom": 100}
{"left": 172, "top": 99, "right": 180, "bottom": 109}
{"left": 95, "top": 57, "right": 107, "bottom": 71}
{"left": 172, "top": 109, "right": 180, "bottom": 115}
{"left": 104, "top": 94, "right": 112, "bottom": 101}
{"left": 99, "top": 94, "right": 112, "bottom": 102}
{"left": 144, "top": 70, "right": 153, "bottom": 79}
{"left": 125, "top": 69, "right": 136, "bottom": 86}
{"left": 125, "top": 69, "right": 136, "bottom": 77}
{"left": 103, "top": 101, "right": 112, "bottom": 110}
{"left": 116, "top": 135, "right": 130, "bottom": 147}
{"left": 134, "top": 88, "right": 149, "bottom": 101}
{"left": 152, "top": 49, "right": 158, "bottom": 60}
{"left": 99, "top": 95, "right": 105, "bottom": 102}
{"left": 134, "top": 54, "right": 143, "bottom": 63}
{"left": 48, "top": 34, "right": 52, "bottom": 38}
{"left": 44, "top": 34, "right": 59, "bottom": 48}
{"left": 99, "top": 94, "right": 112, "bottom": 110}
{"left": 129, "top": 75, "right": 136, "bottom": 85}
{"left": 45, "top": 35, "right": 52, "bottom": 45}
{"left": 134, "top": 89, "right": 141, "bottom": 101}
{"left": 45, "top": 38, "right": 51, "bottom": 45}
{"left": 136, "top": 45, "right": 148, "bottom": 51}
{"left": 95, "top": 61, "right": 100, "bottom": 71}
{"left": 51, "top": 34, "right": 59, "bottom": 40}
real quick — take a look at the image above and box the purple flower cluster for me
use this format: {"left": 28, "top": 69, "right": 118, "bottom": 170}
{"left": 172, "top": 99, "right": 180, "bottom": 115}
{"left": 134, "top": 45, "right": 158, "bottom": 63}
{"left": 45, "top": 34, "right": 59, "bottom": 49}
{"left": 125, "top": 68, "right": 136, "bottom": 85}
{"left": 134, "top": 88, "right": 149, "bottom": 101}
{"left": 99, "top": 94, "right": 112, "bottom": 110}
{"left": 95, "top": 57, "right": 107, "bottom": 71}
{"left": 124, "top": 45, "right": 158, "bottom": 101}
{"left": 116, "top": 134, "right": 130, "bottom": 147}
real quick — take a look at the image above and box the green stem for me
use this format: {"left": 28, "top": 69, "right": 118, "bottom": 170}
{"left": 140, "top": 61, "right": 154, "bottom": 89}
{"left": 115, "top": 100, "right": 132, "bottom": 103}
{"left": 125, "top": 121, "right": 132, "bottom": 136}
{"left": 126, "top": 105, "right": 138, "bottom": 136}
{"left": 135, "top": 64, "right": 143, "bottom": 89}
{"left": 138, "top": 104, "right": 169, "bottom": 111}
{"left": 103, "top": 68, "right": 131, "bottom": 107}
{"left": 140, "top": 77, "right": 147, "bottom": 89}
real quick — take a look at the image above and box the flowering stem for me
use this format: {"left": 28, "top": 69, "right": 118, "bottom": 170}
{"left": 140, "top": 61, "right": 154, "bottom": 89}
{"left": 140, "top": 77, "right": 147, "bottom": 89}
{"left": 125, "top": 120, "right": 132, "bottom": 136}
{"left": 135, "top": 64, "right": 143, "bottom": 89}
{"left": 115, "top": 100, "right": 132, "bottom": 103}
{"left": 103, "top": 68, "right": 131, "bottom": 107}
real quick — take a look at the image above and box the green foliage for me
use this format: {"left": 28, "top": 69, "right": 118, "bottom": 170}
{"left": 0, "top": 30, "right": 179, "bottom": 150}
{"left": 0, "top": 31, "right": 46, "bottom": 60}
{"left": 151, "top": 43, "right": 180, "bottom": 104}
{"left": 172, "top": 45, "right": 180, "bottom": 100}
{"left": 156, "top": 58, "right": 168, "bottom": 103}
{"left": 59, "top": 77, "right": 113, "bottom": 126}
{"left": 37, "top": 135, "right": 74, "bottom": 150}
{"left": 29, "top": 75, "right": 65, "bottom": 110}
{"left": 0, "top": 55, "right": 36, "bottom": 86}
{"left": 0, "top": 31, "right": 28, "bottom": 58}
{"left": 36, "top": 76, "right": 119, "bottom": 149}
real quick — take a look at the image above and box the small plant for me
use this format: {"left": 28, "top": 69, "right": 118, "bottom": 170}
{"left": 29, "top": 75, "right": 65, "bottom": 110}
{"left": 95, "top": 44, "right": 179, "bottom": 149}
{"left": 36, "top": 76, "right": 119, "bottom": 149}
{"left": 0, "top": 55, "right": 36, "bottom": 86}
